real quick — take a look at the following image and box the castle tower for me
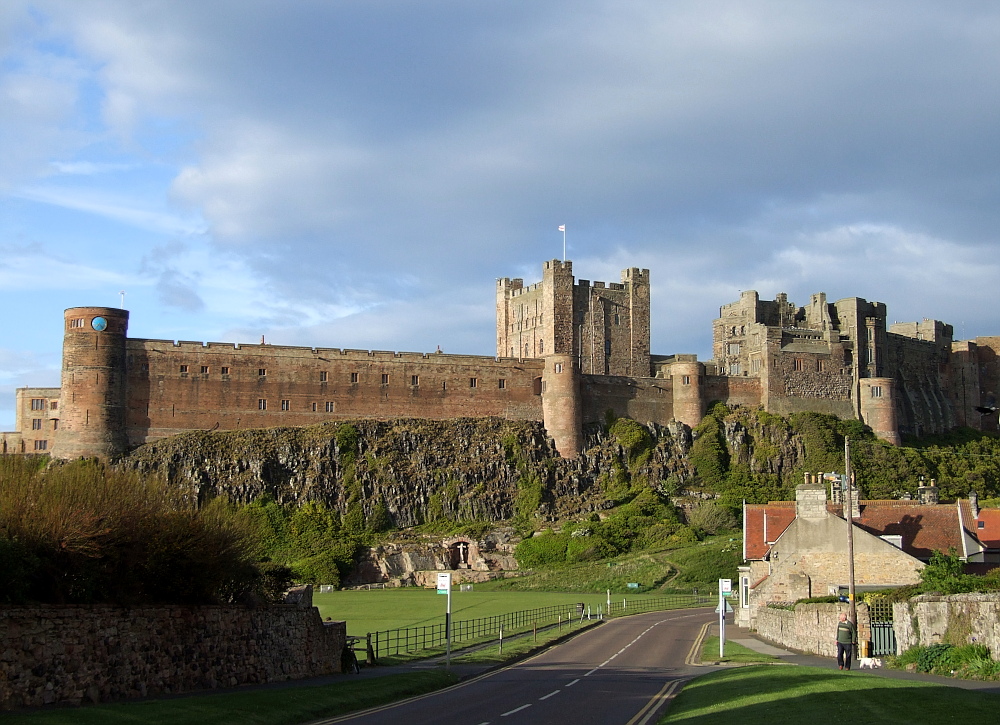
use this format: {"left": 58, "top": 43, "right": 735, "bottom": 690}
{"left": 859, "top": 377, "right": 901, "bottom": 446}
{"left": 670, "top": 360, "right": 705, "bottom": 428}
{"left": 541, "top": 354, "right": 582, "bottom": 457}
{"left": 51, "top": 307, "right": 130, "bottom": 460}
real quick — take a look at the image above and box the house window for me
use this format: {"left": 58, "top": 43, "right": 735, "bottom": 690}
{"left": 32, "top": 419, "right": 42, "bottom": 430}
{"left": 31, "top": 399, "right": 45, "bottom": 410}
{"left": 871, "top": 386, "right": 882, "bottom": 398}
{"left": 350, "top": 372, "right": 359, "bottom": 383}
{"left": 69, "top": 318, "right": 84, "bottom": 328}
{"left": 221, "top": 366, "right": 230, "bottom": 375}
{"left": 978, "top": 521, "right": 985, "bottom": 529}
{"left": 326, "top": 402, "right": 335, "bottom": 413}
{"left": 320, "top": 371, "right": 328, "bottom": 382}
{"left": 281, "top": 400, "right": 290, "bottom": 411}
{"left": 201, "top": 366, "right": 209, "bottom": 374}
{"left": 411, "top": 375, "right": 419, "bottom": 386}
{"left": 258, "top": 399, "right": 267, "bottom": 410}
{"left": 498, "top": 379, "right": 506, "bottom": 389}
{"left": 258, "top": 368, "right": 267, "bottom": 377}
{"left": 180, "top": 364, "right": 189, "bottom": 373}
{"left": 682, "top": 375, "right": 691, "bottom": 385}
{"left": 469, "top": 378, "right": 478, "bottom": 388}
{"left": 381, "top": 374, "right": 389, "bottom": 385}
{"left": 792, "top": 359, "right": 803, "bottom": 372}
{"left": 34, "top": 440, "right": 47, "bottom": 451}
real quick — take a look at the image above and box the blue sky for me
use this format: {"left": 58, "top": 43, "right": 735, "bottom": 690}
{"left": 2, "top": 1, "right": 1000, "bottom": 429}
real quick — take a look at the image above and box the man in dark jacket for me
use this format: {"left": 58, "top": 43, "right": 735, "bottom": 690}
{"left": 836, "top": 612, "right": 858, "bottom": 670}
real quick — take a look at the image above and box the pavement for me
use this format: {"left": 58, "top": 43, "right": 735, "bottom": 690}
{"left": 715, "top": 622, "right": 1000, "bottom": 695}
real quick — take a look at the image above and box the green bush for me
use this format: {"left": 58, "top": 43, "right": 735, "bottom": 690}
{"left": 514, "top": 531, "right": 569, "bottom": 568}
{"left": 917, "top": 643, "right": 954, "bottom": 673}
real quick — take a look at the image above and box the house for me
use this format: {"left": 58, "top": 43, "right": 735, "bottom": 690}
{"left": 737, "top": 476, "right": 992, "bottom": 627}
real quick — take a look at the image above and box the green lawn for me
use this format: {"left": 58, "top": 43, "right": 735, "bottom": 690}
{"left": 0, "top": 672, "right": 457, "bottom": 725}
{"left": 660, "top": 665, "right": 1000, "bottom": 724}
{"left": 314, "top": 588, "right": 670, "bottom": 635}
{"left": 699, "top": 636, "right": 778, "bottom": 664}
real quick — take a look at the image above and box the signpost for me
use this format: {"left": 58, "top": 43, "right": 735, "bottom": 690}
{"left": 437, "top": 572, "right": 452, "bottom": 667}
{"left": 719, "top": 578, "right": 731, "bottom": 658}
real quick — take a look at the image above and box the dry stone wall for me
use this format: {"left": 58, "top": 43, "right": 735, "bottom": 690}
{"left": 0, "top": 604, "right": 344, "bottom": 711}
{"left": 754, "top": 602, "right": 871, "bottom": 658}
{"left": 893, "top": 593, "right": 1000, "bottom": 655}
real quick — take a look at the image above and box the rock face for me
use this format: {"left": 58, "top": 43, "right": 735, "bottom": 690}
{"left": 119, "top": 417, "right": 702, "bottom": 526}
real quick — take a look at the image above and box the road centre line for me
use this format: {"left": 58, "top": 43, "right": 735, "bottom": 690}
{"left": 539, "top": 690, "right": 560, "bottom": 700}
{"left": 565, "top": 678, "right": 580, "bottom": 687}
{"left": 501, "top": 704, "right": 532, "bottom": 717}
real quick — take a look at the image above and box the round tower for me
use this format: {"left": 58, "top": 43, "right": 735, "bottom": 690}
{"left": 859, "top": 377, "right": 900, "bottom": 446}
{"left": 670, "top": 360, "right": 705, "bottom": 429}
{"left": 541, "top": 354, "right": 582, "bottom": 458}
{"left": 51, "top": 307, "right": 130, "bottom": 460}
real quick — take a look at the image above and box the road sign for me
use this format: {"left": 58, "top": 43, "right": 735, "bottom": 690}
{"left": 437, "top": 572, "right": 452, "bottom": 594}
{"left": 720, "top": 578, "right": 732, "bottom": 594}
{"left": 715, "top": 599, "right": 734, "bottom": 614}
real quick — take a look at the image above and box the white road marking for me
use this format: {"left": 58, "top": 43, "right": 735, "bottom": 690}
{"left": 539, "top": 690, "right": 560, "bottom": 700}
{"left": 501, "top": 704, "right": 532, "bottom": 717}
{"left": 584, "top": 668, "right": 599, "bottom": 676}
{"left": 565, "top": 678, "right": 580, "bottom": 687}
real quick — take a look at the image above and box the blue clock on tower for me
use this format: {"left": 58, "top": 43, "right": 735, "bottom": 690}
{"left": 91, "top": 316, "right": 108, "bottom": 332}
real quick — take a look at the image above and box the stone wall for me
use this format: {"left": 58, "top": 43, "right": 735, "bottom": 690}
{"left": 754, "top": 602, "right": 870, "bottom": 658}
{"left": 0, "top": 604, "right": 345, "bottom": 711}
{"left": 893, "top": 593, "right": 1000, "bottom": 655}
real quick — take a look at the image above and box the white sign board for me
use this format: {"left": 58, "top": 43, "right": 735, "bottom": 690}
{"left": 720, "top": 578, "right": 732, "bottom": 594}
{"left": 437, "top": 572, "right": 452, "bottom": 594}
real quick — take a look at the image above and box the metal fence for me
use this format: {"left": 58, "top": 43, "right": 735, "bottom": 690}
{"left": 367, "top": 591, "right": 712, "bottom": 660}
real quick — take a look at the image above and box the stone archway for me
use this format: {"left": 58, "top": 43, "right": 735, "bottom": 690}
{"left": 448, "top": 540, "right": 472, "bottom": 569}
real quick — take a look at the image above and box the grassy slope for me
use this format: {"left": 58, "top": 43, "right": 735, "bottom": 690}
{"left": 660, "top": 666, "right": 1000, "bottom": 724}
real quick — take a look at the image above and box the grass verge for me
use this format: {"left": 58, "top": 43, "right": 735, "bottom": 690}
{"left": 451, "top": 619, "right": 596, "bottom": 665}
{"left": 659, "top": 665, "right": 1000, "bottom": 724}
{"left": 699, "top": 637, "right": 779, "bottom": 664}
{"left": 0, "top": 671, "right": 458, "bottom": 725}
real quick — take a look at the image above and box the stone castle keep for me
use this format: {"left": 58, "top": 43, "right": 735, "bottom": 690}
{"left": 4, "top": 259, "right": 998, "bottom": 459}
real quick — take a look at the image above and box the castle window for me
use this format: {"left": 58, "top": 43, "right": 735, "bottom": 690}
{"left": 350, "top": 372, "right": 359, "bottom": 383}
{"left": 867, "top": 348, "right": 875, "bottom": 363}
{"left": 201, "top": 366, "right": 209, "bottom": 374}
{"left": 816, "top": 359, "right": 825, "bottom": 372}
{"left": 605, "top": 340, "right": 611, "bottom": 356}
{"left": 614, "top": 313, "right": 620, "bottom": 325}
{"left": 141, "top": 363, "right": 149, "bottom": 373}
{"left": 469, "top": 377, "right": 478, "bottom": 388}
{"left": 31, "top": 399, "right": 45, "bottom": 410}
{"left": 326, "top": 401, "right": 335, "bottom": 413}
{"left": 221, "top": 366, "right": 230, "bottom": 375}
{"left": 34, "top": 440, "right": 47, "bottom": 451}
{"left": 31, "top": 419, "right": 42, "bottom": 430}
{"left": 525, "top": 343, "right": 529, "bottom": 356}
{"left": 281, "top": 399, "right": 290, "bottom": 411}
{"left": 312, "top": 402, "right": 318, "bottom": 412}
{"left": 320, "top": 371, "right": 328, "bottom": 382}
{"left": 793, "top": 359, "right": 803, "bottom": 372}
{"left": 69, "top": 318, "right": 84, "bottom": 328}
{"left": 727, "top": 343, "right": 740, "bottom": 355}
{"left": 554, "top": 363, "right": 563, "bottom": 374}
{"left": 258, "top": 399, "right": 267, "bottom": 410}
{"left": 50, "top": 401, "right": 58, "bottom": 410}
{"left": 259, "top": 369, "right": 267, "bottom": 377}
{"left": 751, "top": 358, "right": 761, "bottom": 372}
{"left": 871, "top": 386, "right": 882, "bottom": 398}
{"left": 442, "top": 381, "right": 447, "bottom": 390}
{"left": 498, "top": 379, "right": 506, "bottom": 389}
{"left": 411, "top": 375, "right": 419, "bottom": 386}
{"left": 381, "top": 374, "right": 389, "bottom": 385}
{"left": 682, "top": 375, "right": 691, "bottom": 385}
{"left": 729, "top": 364, "right": 741, "bottom": 375}
{"left": 539, "top": 340, "right": 543, "bottom": 354}
{"left": 52, "top": 419, "right": 58, "bottom": 430}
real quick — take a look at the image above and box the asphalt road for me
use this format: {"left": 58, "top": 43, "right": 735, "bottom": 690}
{"left": 318, "top": 607, "right": 718, "bottom": 725}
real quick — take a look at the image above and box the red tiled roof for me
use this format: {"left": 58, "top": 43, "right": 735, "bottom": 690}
{"left": 744, "top": 502, "right": 796, "bottom": 559}
{"left": 973, "top": 508, "right": 1000, "bottom": 549}
{"left": 854, "top": 502, "right": 962, "bottom": 559}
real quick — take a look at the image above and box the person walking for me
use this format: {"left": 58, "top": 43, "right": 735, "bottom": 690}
{"left": 836, "top": 612, "right": 857, "bottom": 670}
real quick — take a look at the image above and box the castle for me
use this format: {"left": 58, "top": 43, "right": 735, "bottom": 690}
{"left": 3, "top": 259, "right": 997, "bottom": 460}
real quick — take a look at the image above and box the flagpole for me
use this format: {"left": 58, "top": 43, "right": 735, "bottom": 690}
{"left": 559, "top": 225, "right": 566, "bottom": 261}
